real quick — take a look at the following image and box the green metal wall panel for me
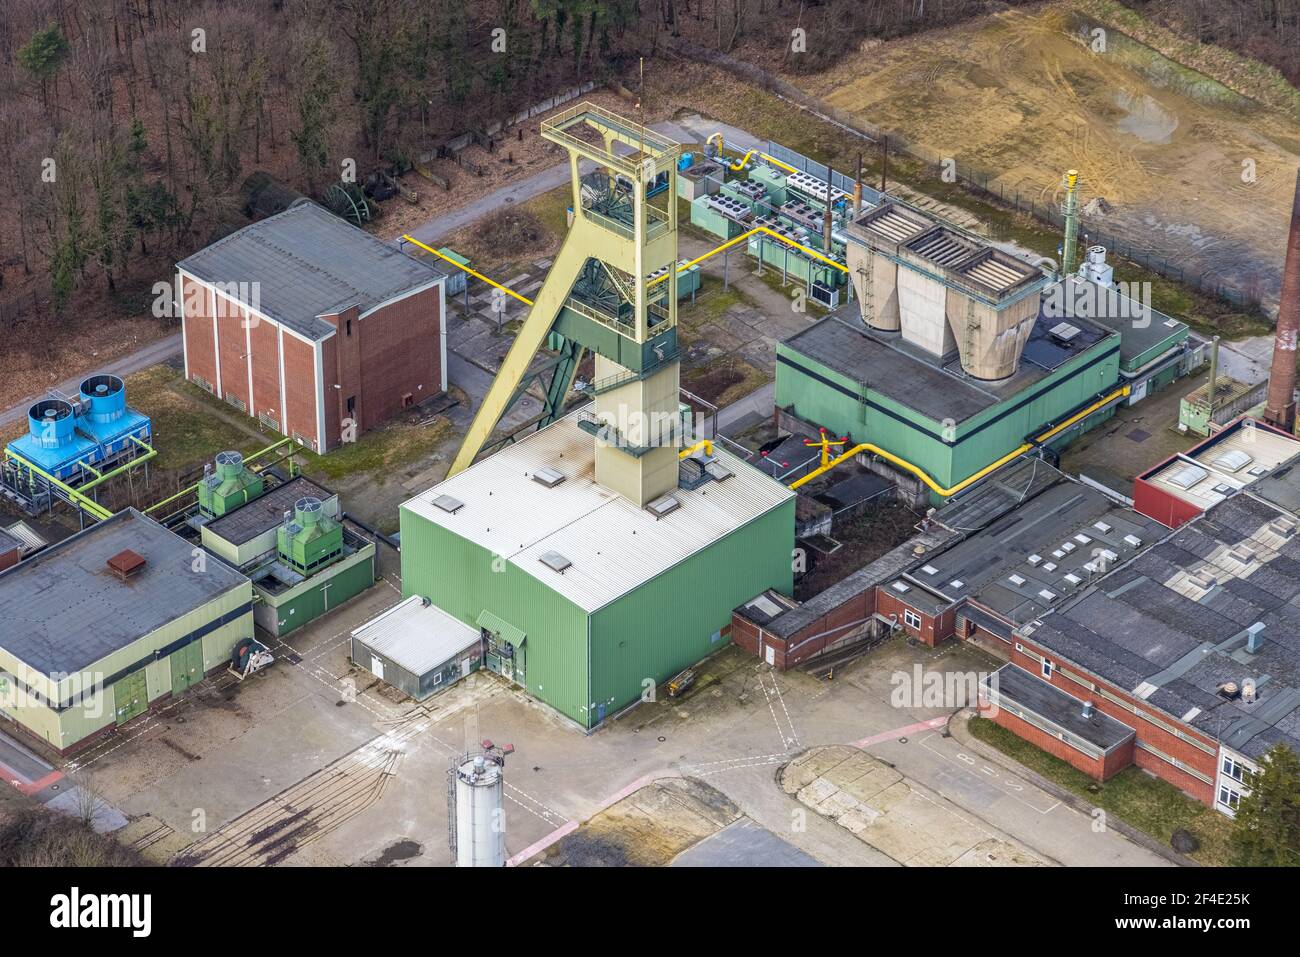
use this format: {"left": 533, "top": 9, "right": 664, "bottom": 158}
{"left": 399, "top": 505, "right": 591, "bottom": 725}
{"left": 777, "top": 339, "right": 1121, "bottom": 493}
{"left": 588, "top": 498, "right": 795, "bottom": 726}
{"left": 259, "top": 545, "right": 376, "bottom": 636}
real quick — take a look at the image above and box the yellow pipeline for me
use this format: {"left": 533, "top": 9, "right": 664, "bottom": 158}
{"left": 649, "top": 225, "right": 847, "bottom": 290}
{"left": 402, "top": 235, "right": 536, "bottom": 306}
{"left": 74, "top": 436, "right": 157, "bottom": 492}
{"left": 789, "top": 385, "right": 1131, "bottom": 496}
{"left": 3, "top": 450, "right": 113, "bottom": 521}
{"left": 678, "top": 439, "right": 714, "bottom": 459}
{"left": 405, "top": 224, "right": 845, "bottom": 302}
{"left": 706, "top": 133, "right": 798, "bottom": 174}
{"left": 143, "top": 436, "right": 297, "bottom": 517}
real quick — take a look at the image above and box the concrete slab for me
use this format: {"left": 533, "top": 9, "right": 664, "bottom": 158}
{"left": 673, "top": 818, "right": 822, "bottom": 867}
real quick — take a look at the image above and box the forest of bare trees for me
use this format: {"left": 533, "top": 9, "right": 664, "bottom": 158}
{"left": 1, "top": 1, "right": 1294, "bottom": 330}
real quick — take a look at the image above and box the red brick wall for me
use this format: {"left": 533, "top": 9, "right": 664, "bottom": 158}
{"left": 732, "top": 584, "right": 879, "bottom": 671}
{"left": 181, "top": 274, "right": 218, "bottom": 391}
{"left": 354, "top": 285, "right": 443, "bottom": 431}
{"left": 248, "top": 312, "right": 283, "bottom": 428}
{"left": 320, "top": 334, "right": 341, "bottom": 452}
{"left": 282, "top": 334, "right": 320, "bottom": 451}
{"left": 324, "top": 307, "right": 363, "bottom": 441}
{"left": 215, "top": 300, "right": 251, "bottom": 409}
{"left": 1011, "top": 638, "right": 1218, "bottom": 805}
{"left": 0, "top": 547, "right": 18, "bottom": 572}
{"left": 983, "top": 699, "right": 1111, "bottom": 780}
{"left": 875, "top": 588, "right": 941, "bottom": 645}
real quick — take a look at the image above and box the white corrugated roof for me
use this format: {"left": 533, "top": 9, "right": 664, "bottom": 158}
{"left": 402, "top": 411, "right": 793, "bottom": 612}
{"left": 351, "top": 595, "right": 480, "bottom": 674}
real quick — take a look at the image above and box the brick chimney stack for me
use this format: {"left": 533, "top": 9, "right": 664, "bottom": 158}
{"left": 1264, "top": 169, "right": 1300, "bottom": 432}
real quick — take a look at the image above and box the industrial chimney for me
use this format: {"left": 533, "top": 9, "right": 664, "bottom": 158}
{"left": 1264, "top": 169, "right": 1300, "bottom": 432}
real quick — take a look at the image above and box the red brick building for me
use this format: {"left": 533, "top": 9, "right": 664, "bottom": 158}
{"left": 1132, "top": 415, "right": 1300, "bottom": 529}
{"left": 733, "top": 457, "right": 1300, "bottom": 813}
{"left": 177, "top": 201, "right": 447, "bottom": 452}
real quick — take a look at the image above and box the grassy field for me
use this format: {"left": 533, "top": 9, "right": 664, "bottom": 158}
{"left": 296, "top": 415, "right": 454, "bottom": 483}
{"left": 968, "top": 715, "right": 1235, "bottom": 866}
{"left": 125, "top": 366, "right": 266, "bottom": 472}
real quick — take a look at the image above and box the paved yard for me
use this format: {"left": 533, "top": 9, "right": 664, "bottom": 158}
{"left": 24, "top": 556, "right": 1175, "bottom": 867}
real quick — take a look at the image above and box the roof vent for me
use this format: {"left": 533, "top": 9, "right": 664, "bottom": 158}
{"left": 647, "top": 494, "right": 681, "bottom": 518}
{"left": 1246, "top": 622, "right": 1265, "bottom": 654}
{"left": 1008, "top": 574, "right": 1027, "bottom": 586}
{"left": 1123, "top": 534, "right": 1143, "bottom": 547}
{"left": 1049, "top": 322, "right": 1081, "bottom": 343}
{"left": 532, "top": 467, "right": 566, "bottom": 488}
{"left": 1242, "top": 678, "right": 1257, "bottom": 704}
{"left": 539, "top": 551, "right": 572, "bottom": 573}
{"left": 1218, "top": 681, "right": 1241, "bottom": 700}
{"left": 1093, "top": 521, "right": 1112, "bottom": 533}
{"left": 1082, "top": 701, "right": 1095, "bottom": 719}
{"left": 431, "top": 494, "right": 464, "bottom": 514}
{"left": 1037, "top": 589, "right": 1057, "bottom": 601}
{"left": 704, "top": 460, "right": 734, "bottom": 482}
{"left": 107, "top": 549, "right": 146, "bottom": 581}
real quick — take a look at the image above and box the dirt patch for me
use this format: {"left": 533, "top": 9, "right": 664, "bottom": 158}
{"left": 535, "top": 777, "right": 740, "bottom": 867}
{"left": 802, "top": 4, "right": 1300, "bottom": 311}
{"left": 682, "top": 354, "right": 771, "bottom": 407}
{"left": 796, "top": 502, "right": 920, "bottom": 601}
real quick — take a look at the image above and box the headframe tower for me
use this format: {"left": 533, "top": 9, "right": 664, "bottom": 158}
{"left": 447, "top": 104, "right": 683, "bottom": 506}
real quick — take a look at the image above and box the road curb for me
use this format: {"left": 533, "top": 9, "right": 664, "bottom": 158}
{"left": 948, "top": 709, "right": 1197, "bottom": 867}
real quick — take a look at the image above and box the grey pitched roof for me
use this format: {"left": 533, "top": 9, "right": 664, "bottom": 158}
{"left": 0, "top": 509, "right": 248, "bottom": 675}
{"left": 0, "top": 527, "right": 19, "bottom": 555}
{"left": 177, "top": 201, "right": 443, "bottom": 341}
{"left": 1027, "top": 486, "right": 1300, "bottom": 760}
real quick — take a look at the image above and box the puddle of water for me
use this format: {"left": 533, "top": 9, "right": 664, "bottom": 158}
{"left": 1112, "top": 89, "right": 1179, "bottom": 144}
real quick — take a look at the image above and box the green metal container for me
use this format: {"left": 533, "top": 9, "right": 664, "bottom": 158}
{"left": 198, "top": 451, "right": 264, "bottom": 518}
{"left": 747, "top": 166, "right": 788, "bottom": 206}
{"left": 277, "top": 496, "right": 343, "bottom": 574}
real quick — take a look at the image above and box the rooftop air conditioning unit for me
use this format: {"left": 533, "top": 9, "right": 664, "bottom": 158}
{"left": 810, "top": 282, "right": 839, "bottom": 309}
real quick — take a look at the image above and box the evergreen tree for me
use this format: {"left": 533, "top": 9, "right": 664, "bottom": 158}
{"left": 1232, "top": 743, "right": 1300, "bottom": 866}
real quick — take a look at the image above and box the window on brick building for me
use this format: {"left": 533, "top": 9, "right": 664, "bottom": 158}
{"left": 903, "top": 609, "right": 922, "bottom": 630}
{"left": 346, "top": 319, "right": 352, "bottom": 336}
{"left": 347, "top": 395, "right": 356, "bottom": 416}
{"left": 1222, "top": 755, "right": 1252, "bottom": 785}
{"left": 1042, "top": 658, "right": 1054, "bottom": 679}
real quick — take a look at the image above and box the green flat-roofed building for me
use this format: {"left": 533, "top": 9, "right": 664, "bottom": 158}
{"left": 776, "top": 313, "right": 1123, "bottom": 500}
{"left": 398, "top": 411, "right": 795, "bottom": 728}
{"left": 0, "top": 509, "right": 252, "bottom": 755}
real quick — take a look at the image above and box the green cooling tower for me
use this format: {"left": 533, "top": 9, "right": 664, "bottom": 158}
{"left": 277, "top": 496, "right": 343, "bottom": 574}
{"left": 198, "top": 451, "right": 265, "bottom": 517}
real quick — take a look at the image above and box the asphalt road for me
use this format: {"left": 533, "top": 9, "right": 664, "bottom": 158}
{"left": 1, "top": 333, "right": 184, "bottom": 429}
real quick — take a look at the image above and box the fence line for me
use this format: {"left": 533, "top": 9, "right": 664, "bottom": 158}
{"left": 673, "top": 39, "right": 1261, "bottom": 312}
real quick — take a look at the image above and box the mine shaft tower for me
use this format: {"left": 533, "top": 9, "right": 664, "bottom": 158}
{"left": 448, "top": 104, "right": 683, "bottom": 506}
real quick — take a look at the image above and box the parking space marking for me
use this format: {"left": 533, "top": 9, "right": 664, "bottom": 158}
{"left": 918, "top": 733, "right": 1061, "bottom": 815}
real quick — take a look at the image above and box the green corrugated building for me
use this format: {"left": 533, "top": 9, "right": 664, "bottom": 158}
{"left": 776, "top": 314, "right": 1123, "bottom": 500}
{"left": 397, "top": 411, "right": 795, "bottom": 728}
{"left": 0, "top": 509, "right": 253, "bottom": 755}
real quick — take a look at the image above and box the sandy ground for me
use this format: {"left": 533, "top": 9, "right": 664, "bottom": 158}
{"left": 805, "top": 5, "right": 1300, "bottom": 311}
